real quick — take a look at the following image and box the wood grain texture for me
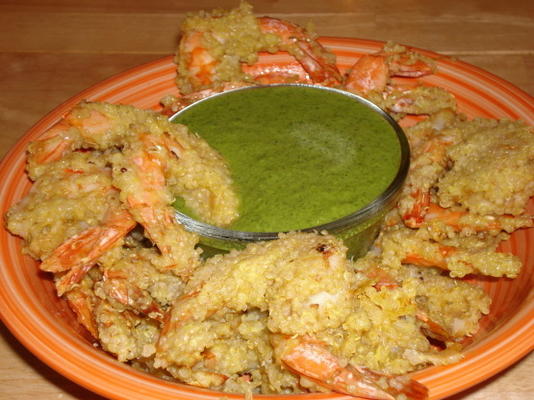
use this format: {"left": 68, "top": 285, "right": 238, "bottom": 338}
{"left": 0, "top": 1, "right": 532, "bottom": 399}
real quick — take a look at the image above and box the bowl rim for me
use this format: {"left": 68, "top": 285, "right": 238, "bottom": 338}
{"left": 169, "top": 83, "right": 410, "bottom": 241}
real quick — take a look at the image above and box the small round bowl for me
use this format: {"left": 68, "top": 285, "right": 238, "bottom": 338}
{"left": 170, "top": 84, "right": 410, "bottom": 258}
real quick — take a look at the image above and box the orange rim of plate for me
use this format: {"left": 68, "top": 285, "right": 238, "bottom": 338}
{"left": 0, "top": 37, "right": 533, "bottom": 400}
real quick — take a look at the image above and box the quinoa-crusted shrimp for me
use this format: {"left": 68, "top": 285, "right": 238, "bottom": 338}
{"left": 344, "top": 42, "right": 455, "bottom": 117}
{"left": 109, "top": 129, "right": 202, "bottom": 275}
{"left": 342, "top": 255, "right": 490, "bottom": 374}
{"left": 94, "top": 299, "right": 161, "bottom": 363}
{"left": 174, "top": 2, "right": 341, "bottom": 99}
{"left": 397, "top": 109, "right": 464, "bottom": 227}
{"left": 93, "top": 245, "right": 185, "bottom": 321}
{"left": 252, "top": 16, "right": 342, "bottom": 86}
{"left": 47, "top": 207, "right": 137, "bottom": 296}
{"left": 6, "top": 152, "right": 120, "bottom": 260}
{"left": 379, "top": 224, "right": 523, "bottom": 278}
{"left": 154, "top": 232, "right": 356, "bottom": 385}
{"left": 64, "top": 273, "right": 100, "bottom": 339}
{"left": 351, "top": 256, "right": 483, "bottom": 342}
{"left": 436, "top": 119, "right": 534, "bottom": 216}
{"left": 18, "top": 100, "right": 240, "bottom": 276}
{"left": 399, "top": 115, "right": 534, "bottom": 237}
{"left": 175, "top": 2, "right": 272, "bottom": 94}
{"left": 60, "top": 235, "right": 187, "bottom": 353}
{"left": 5, "top": 150, "right": 139, "bottom": 297}
{"left": 354, "top": 254, "right": 492, "bottom": 337}
{"left": 6, "top": 152, "right": 133, "bottom": 266}
{"left": 156, "top": 232, "right": 354, "bottom": 350}
{"left": 345, "top": 43, "right": 435, "bottom": 95}
{"left": 6, "top": 100, "right": 239, "bottom": 343}
{"left": 28, "top": 101, "right": 239, "bottom": 226}
{"left": 155, "top": 232, "right": 433, "bottom": 398}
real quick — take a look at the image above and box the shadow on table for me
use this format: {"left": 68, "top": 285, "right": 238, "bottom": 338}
{"left": 1, "top": 322, "right": 106, "bottom": 399}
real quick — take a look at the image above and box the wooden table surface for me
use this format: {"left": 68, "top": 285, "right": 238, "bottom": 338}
{"left": 0, "top": 1, "right": 532, "bottom": 399}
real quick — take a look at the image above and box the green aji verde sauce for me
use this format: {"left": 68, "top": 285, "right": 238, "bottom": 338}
{"left": 173, "top": 85, "right": 401, "bottom": 232}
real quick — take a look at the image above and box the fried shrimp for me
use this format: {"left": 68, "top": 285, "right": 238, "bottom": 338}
{"left": 17, "top": 101, "right": 239, "bottom": 278}
{"left": 155, "top": 232, "right": 431, "bottom": 398}
{"left": 175, "top": 2, "right": 341, "bottom": 95}
{"left": 5, "top": 100, "right": 239, "bottom": 336}
{"left": 170, "top": 7, "right": 452, "bottom": 119}
{"left": 155, "top": 233, "right": 355, "bottom": 367}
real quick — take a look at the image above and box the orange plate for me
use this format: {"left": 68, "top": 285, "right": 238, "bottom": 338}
{"left": 0, "top": 37, "right": 533, "bottom": 400}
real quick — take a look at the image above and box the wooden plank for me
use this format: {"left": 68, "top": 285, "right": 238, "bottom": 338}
{"left": 0, "top": 0, "right": 375, "bottom": 14}
{"left": 0, "top": 0, "right": 532, "bottom": 17}
{"left": 0, "top": 2, "right": 533, "bottom": 54}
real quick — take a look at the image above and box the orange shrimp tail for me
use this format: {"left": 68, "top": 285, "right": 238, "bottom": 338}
{"left": 388, "top": 56, "right": 435, "bottom": 78}
{"left": 281, "top": 338, "right": 428, "bottom": 400}
{"left": 55, "top": 264, "right": 94, "bottom": 297}
{"left": 403, "top": 190, "right": 431, "bottom": 228}
{"left": 257, "top": 17, "right": 342, "bottom": 86}
{"left": 29, "top": 121, "right": 75, "bottom": 164}
{"left": 295, "top": 39, "right": 343, "bottom": 85}
{"left": 65, "top": 288, "right": 98, "bottom": 338}
{"left": 403, "top": 244, "right": 456, "bottom": 270}
{"left": 422, "top": 203, "right": 531, "bottom": 232}
{"left": 345, "top": 55, "right": 389, "bottom": 95}
{"left": 366, "top": 267, "right": 400, "bottom": 291}
{"left": 424, "top": 203, "right": 464, "bottom": 229}
{"left": 41, "top": 208, "right": 136, "bottom": 274}
{"left": 242, "top": 62, "right": 310, "bottom": 84}
{"left": 416, "top": 311, "right": 452, "bottom": 342}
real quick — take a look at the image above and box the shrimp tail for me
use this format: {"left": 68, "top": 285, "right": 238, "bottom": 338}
{"left": 402, "top": 189, "right": 431, "bottom": 228}
{"left": 28, "top": 122, "right": 76, "bottom": 165}
{"left": 41, "top": 208, "right": 136, "bottom": 273}
{"left": 278, "top": 336, "right": 428, "bottom": 400}
{"left": 351, "top": 365, "right": 428, "bottom": 400}
{"left": 42, "top": 208, "right": 136, "bottom": 295}
{"left": 65, "top": 286, "right": 98, "bottom": 338}
{"left": 257, "top": 17, "right": 342, "bottom": 86}
{"left": 345, "top": 54, "right": 389, "bottom": 95}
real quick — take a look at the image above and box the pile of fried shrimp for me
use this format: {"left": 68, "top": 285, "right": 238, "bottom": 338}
{"left": 5, "top": 3, "right": 534, "bottom": 399}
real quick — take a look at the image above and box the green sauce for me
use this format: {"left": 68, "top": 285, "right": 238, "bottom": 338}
{"left": 173, "top": 85, "right": 401, "bottom": 232}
